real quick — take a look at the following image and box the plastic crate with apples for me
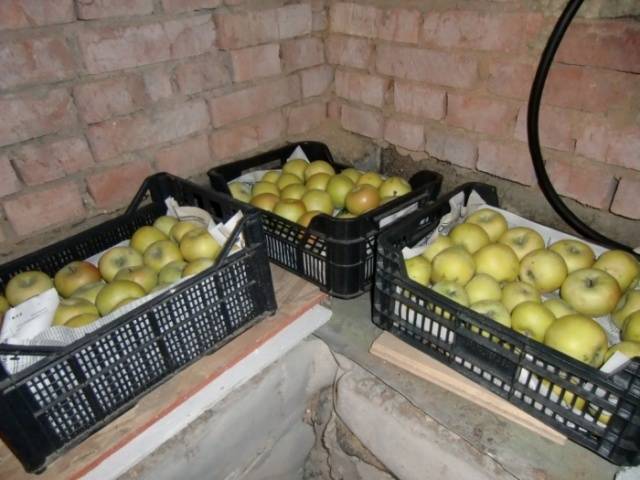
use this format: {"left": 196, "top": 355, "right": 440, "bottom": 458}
{"left": 373, "top": 182, "right": 640, "bottom": 466}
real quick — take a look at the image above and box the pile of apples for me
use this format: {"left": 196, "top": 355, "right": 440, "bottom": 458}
{"left": 0, "top": 217, "right": 222, "bottom": 330}
{"left": 228, "top": 158, "right": 412, "bottom": 226}
{"left": 404, "top": 208, "right": 640, "bottom": 369}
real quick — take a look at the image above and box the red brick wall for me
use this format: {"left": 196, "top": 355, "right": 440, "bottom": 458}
{"left": 0, "top": 0, "right": 330, "bottom": 244}
{"left": 328, "top": 1, "right": 640, "bottom": 222}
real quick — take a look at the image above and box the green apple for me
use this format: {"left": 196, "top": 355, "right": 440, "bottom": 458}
{"left": 280, "top": 183, "right": 307, "bottom": 201}
{"left": 465, "top": 273, "right": 502, "bottom": 304}
{"left": 378, "top": 176, "right": 411, "bottom": 198}
{"left": 298, "top": 211, "right": 322, "bottom": 228}
{"left": 53, "top": 298, "right": 99, "bottom": 326}
{"left": 276, "top": 173, "right": 303, "bottom": 191}
{"left": 153, "top": 215, "right": 179, "bottom": 237}
{"left": 273, "top": 199, "right": 307, "bottom": 223}
{"left": 114, "top": 265, "right": 158, "bottom": 293}
{"left": 179, "top": 229, "right": 222, "bottom": 262}
{"left": 345, "top": 185, "right": 380, "bottom": 215}
{"left": 465, "top": 208, "right": 508, "bottom": 242}
{"left": 282, "top": 158, "right": 308, "bottom": 180}
{"left": 130, "top": 226, "right": 168, "bottom": 254}
{"left": 96, "top": 280, "right": 146, "bottom": 316}
{"left": 54, "top": 261, "right": 102, "bottom": 298}
{"left": 422, "top": 235, "right": 454, "bottom": 262}
{"left": 605, "top": 341, "right": 640, "bottom": 362}
{"left": 183, "top": 258, "right": 215, "bottom": 277}
{"left": 511, "top": 301, "right": 555, "bottom": 342}
{"left": 227, "top": 183, "right": 251, "bottom": 203}
{"left": 519, "top": 248, "right": 568, "bottom": 294}
{"left": 356, "top": 172, "right": 383, "bottom": 188}
{"left": 593, "top": 250, "right": 640, "bottom": 292}
{"left": 405, "top": 256, "right": 431, "bottom": 287}
{"left": 340, "top": 168, "right": 362, "bottom": 184}
{"left": 432, "top": 280, "right": 470, "bottom": 308}
{"left": 501, "top": 281, "right": 541, "bottom": 313}
{"left": 561, "top": 268, "right": 621, "bottom": 317}
{"left": 71, "top": 281, "right": 106, "bottom": 304}
{"left": 499, "top": 227, "right": 545, "bottom": 261}
{"left": 261, "top": 171, "right": 281, "bottom": 184}
{"left": 449, "top": 223, "right": 490, "bottom": 254}
{"left": 65, "top": 313, "right": 100, "bottom": 328}
{"left": 250, "top": 193, "right": 280, "bottom": 212}
{"left": 431, "top": 246, "right": 475, "bottom": 286}
{"left": 252, "top": 181, "right": 280, "bottom": 197}
{"left": 158, "top": 260, "right": 188, "bottom": 284}
{"left": 302, "top": 190, "right": 333, "bottom": 215}
{"left": 542, "top": 298, "right": 576, "bottom": 319}
{"left": 99, "top": 246, "right": 144, "bottom": 282}
{"left": 304, "top": 160, "right": 335, "bottom": 180}
{"left": 5, "top": 271, "right": 54, "bottom": 306}
{"left": 612, "top": 290, "right": 640, "bottom": 329}
{"left": 326, "top": 174, "right": 354, "bottom": 209}
{"left": 170, "top": 221, "right": 202, "bottom": 243}
{"left": 549, "top": 239, "right": 595, "bottom": 273}
{"left": 305, "top": 173, "right": 331, "bottom": 191}
{"left": 473, "top": 243, "right": 519, "bottom": 283}
{"left": 470, "top": 300, "right": 511, "bottom": 328}
{"left": 622, "top": 311, "right": 640, "bottom": 342}
{"left": 544, "top": 314, "right": 608, "bottom": 368}
{"left": 144, "top": 239, "right": 183, "bottom": 272}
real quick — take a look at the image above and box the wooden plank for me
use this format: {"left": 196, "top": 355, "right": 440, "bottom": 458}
{"left": 370, "top": 332, "right": 567, "bottom": 445}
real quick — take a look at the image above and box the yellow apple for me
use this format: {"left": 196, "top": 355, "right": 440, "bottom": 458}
{"left": 561, "top": 268, "right": 621, "bottom": 317}
{"left": 96, "top": 280, "right": 146, "bottom": 316}
{"left": 250, "top": 193, "right": 280, "bottom": 212}
{"left": 473, "top": 243, "right": 519, "bottom": 283}
{"left": 144, "top": 239, "right": 183, "bottom": 272}
{"left": 449, "top": 223, "right": 490, "bottom": 254}
{"left": 519, "top": 248, "right": 568, "bottom": 294}
{"left": 158, "top": 260, "right": 188, "bottom": 284}
{"left": 511, "top": 301, "right": 555, "bottom": 342}
{"left": 542, "top": 298, "right": 576, "bottom": 319}
{"left": 170, "top": 221, "right": 202, "bottom": 243}
{"left": 54, "top": 261, "right": 102, "bottom": 298}
{"left": 183, "top": 258, "right": 215, "bottom": 277}
{"left": 0, "top": 295, "right": 9, "bottom": 318}
{"left": 65, "top": 313, "right": 100, "bottom": 328}
{"left": 298, "top": 211, "right": 322, "bottom": 228}
{"left": 304, "top": 160, "right": 335, "bottom": 180}
{"left": 431, "top": 246, "right": 475, "bottom": 286}
{"left": 71, "top": 281, "right": 106, "bottom": 304}
{"left": 405, "top": 256, "right": 431, "bottom": 287}
{"left": 282, "top": 158, "right": 308, "bottom": 180}
{"left": 549, "top": 239, "right": 595, "bottom": 273}
{"left": 432, "top": 280, "right": 470, "bottom": 307}
{"left": 280, "top": 183, "right": 307, "bottom": 201}
{"left": 130, "top": 226, "right": 168, "bottom": 254}
{"left": 340, "top": 168, "right": 362, "bottom": 184}
{"left": 180, "top": 229, "right": 222, "bottom": 262}
{"left": 465, "top": 273, "right": 502, "bottom": 304}
{"left": 153, "top": 215, "right": 179, "bottom": 237}
{"left": 252, "top": 181, "right": 280, "bottom": 197}
{"left": 114, "top": 265, "right": 158, "bottom": 293}
{"left": 273, "top": 199, "right": 306, "bottom": 223}
{"left": 499, "top": 227, "right": 545, "bottom": 261}
{"left": 622, "top": 311, "right": 640, "bottom": 342}
{"left": 227, "top": 182, "right": 251, "bottom": 203}
{"left": 465, "top": 208, "right": 508, "bottom": 242}
{"left": 276, "top": 173, "right": 303, "bottom": 191}
{"left": 356, "top": 172, "right": 383, "bottom": 188}
{"left": 501, "top": 281, "right": 541, "bottom": 313}
{"left": 611, "top": 290, "right": 640, "bottom": 329}
{"left": 345, "top": 185, "right": 380, "bottom": 215}
{"left": 326, "top": 174, "right": 354, "bottom": 209}
{"left": 5, "top": 271, "right": 53, "bottom": 306}
{"left": 544, "top": 314, "right": 608, "bottom": 368}
{"left": 261, "top": 170, "right": 281, "bottom": 184}
{"left": 378, "top": 176, "right": 411, "bottom": 198}
{"left": 422, "top": 235, "right": 454, "bottom": 262}
{"left": 593, "top": 250, "right": 640, "bottom": 292}
{"left": 305, "top": 173, "right": 331, "bottom": 191}
{"left": 99, "top": 246, "right": 144, "bottom": 282}
{"left": 302, "top": 190, "right": 333, "bottom": 215}
{"left": 605, "top": 341, "right": 640, "bottom": 362}
{"left": 470, "top": 300, "right": 511, "bottom": 329}
{"left": 53, "top": 298, "right": 99, "bottom": 326}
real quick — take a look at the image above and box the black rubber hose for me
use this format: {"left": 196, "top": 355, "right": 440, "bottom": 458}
{"left": 526, "top": 0, "right": 635, "bottom": 252}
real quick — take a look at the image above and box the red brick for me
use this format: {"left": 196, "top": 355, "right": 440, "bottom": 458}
{"left": 210, "top": 111, "right": 285, "bottom": 159}
{"left": 4, "top": 182, "right": 85, "bottom": 236}
{"left": 276, "top": 4, "right": 312, "bottom": 39}
{"left": 88, "top": 99, "right": 210, "bottom": 161}
{"left": 340, "top": 104, "right": 383, "bottom": 139}
{"left": 384, "top": 118, "right": 424, "bottom": 151}
{"left": 281, "top": 37, "right": 325, "bottom": 72}
{"left": 88, "top": 160, "right": 154, "bottom": 209}
{"left": 74, "top": 76, "right": 149, "bottom": 124}
{"left": 330, "top": 2, "right": 380, "bottom": 38}
{"left": 11, "top": 136, "right": 94, "bottom": 186}
{"left": 546, "top": 158, "right": 617, "bottom": 209}
{"left": 0, "top": 37, "right": 76, "bottom": 89}
{"left": 575, "top": 115, "right": 609, "bottom": 160}
{"left": 487, "top": 60, "right": 535, "bottom": 100}
{"left": 0, "top": 0, "right": 74, "bottom": 31}
{"left": 477, "top": 140, "right": 535, "bottom": 186}
{"left": 208, "top": 77, "right": 300, "bottom": 127}
{"left": 162, "top": 0, "right": 222, "bottom": 14}
{"left": 607, "top": 127, "right": 640, "bottom": 170}
{"left": 287, "top": 102, "right": 327, "bottom": 135}
{"left": 0, "top": 89, "right": 77, "bottom": 147}
{"left": 423, "top": 11, "right": 542, "bottom": 53}
{"left": 0, "top": 154, "right": 20, "bottom": 197}
{"left": 77, "top": 0, "right": 153, "bottom": 19}
{"left": 611, "top": 177, "right": 640, "bottom": 220}
{"left": 300, "top": 65, "right": 334, "bottom": 98}
{"left": 378, "top": 8, "right": 421, "bottom": 44}
{"left": 326, "top": 35, "right": 373, "bottom": 69}
{"left": 376, "top": 44, "right": 478, "bottom": 89}
{"left": 174, "top": 53, "right": 231, "bottom": 95}
{"left": 425, "top": 127, "right": 477, "bottom": 169}
{"left": 231, "top": 44, "right": 281, "bottom": 82}
{"left": 335, "top": 70, "right": 388, "bottom": 108}
{"left": 78, "top": 15, "right": 215, "bottom": 74}
{"left": 514, "top": 105, "right": 575, "bottom": 152}
{"left": 394, "top": 81, "right": 445, "bottom": 120}
{"left": 154, "top": 134, "right": 213, "bottom": 177}
{"left": 557, "top": 20, "right": 640, "bottom": 74}
{"left": 447, "top": 94, "right": 518, "bottom": 136}
{"left": 143, "top": 68, "right": 174, "bottom": 102}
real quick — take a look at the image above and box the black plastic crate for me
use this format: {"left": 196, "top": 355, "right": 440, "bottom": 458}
{"left": 208, "top": 141, "right": 442, "bottom": 298}
{"left": 373, "top": 182, "right": 640, "bottom": 466}
{"left": 0, "top": 173, "right": 277, "bottom": 473}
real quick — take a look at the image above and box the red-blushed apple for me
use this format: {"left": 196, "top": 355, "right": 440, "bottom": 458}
{"left": 170, "top": 220, "right": 202, "bottom": 243}
{"left": 501, "top": 281, "right": 541, "bottom": 313}
{"left": 130, "top": 226, "right": 168, "bottom": 254}
{"left": 95, "top": 280, "right": 146, "bottom": 316}
{"left": 276, "top": 173, "right": 303, "bottom": 191}
{"left": 153, "top": 215, "right": 179, "bottom": 237}
{"left": 54, "top": 261, "right": 102, "bottom": 298}
{"left": 612, "top": 290, "right": 640, "bottom": 329}
{"left": 5, "top": 271, "right": 54, "bottom": 306}
{"left": 228, "top": 183, "right": 251, "bottom": 203}
{"left": 622, "top": 311, "right": 640, "bottom": 342}
{"left": 71, "top": 281, "right": 106, "bottom": 304}
{"left": 326, "top": 174, "right": 354, "bottom": 209}
{"left": 99, "top": 246, "right": 144, "bottom": 282}
{"left": 282, "top": 158, "right": 308, "bottom": 180}
{"left": 114, "top": 266, "right": 158, "bottom": 293}
{"left": 549, "top": 239, "right": 595, "bottom": 273}
{"left": 431, "top": 246, "right": 475, "bottom": 286}
{"left": 144, "top": 240, "right": 183, "bottom": 272}
{"left": 65, "top": 313, "right": 100, "bottom": 328}
{"left": 345, "top": 185, "right": 380, "bottom": 215}
{"left": 511, "top": 301, "right": 555, "bottom": 342}
{"left": 183, "top": 258, "right": 215, "bottom": 277}
{"left": 302, "top": 190, "right": 333, "bottom": 215}
{"left": 261, "top": 170, "right": 281, "bottom": 184}
{"left": 340, "top": 168, "right": 362, "bottom": 184}
{"left": 519, "top": 248, "right": 568, "bottom": 294}
{"left": 305, "top": 173, "right": 331, "bottom": 191}
{"left": 53, "top": 298, "right": 99, "bottom": 326}
{"left": 544, "top": 314, "right": 608, "bottom": 367}
{"left": 465, "top": 208, "right": 508, "bottom": 242}
{"left": 304, "top": 160, "right": 335, "bottom": 181}
{"left": 473, "top": 243, "right": 519, "bottom": 283}
{"left": 422, "top": 235, "right": 454, "bottom": 262}
{"left": 280, "top": 183, "right": 307, "bottom": 201}
{"left": 499, "top": 227, "right": 545, "bottom": 261}
{"left": 561, "top": 268, "right": 621, "bottom": 317}
{"left": 542, "top": 298, "right": 576, "bottom": 319}
{"left": 605, "top": 341, "right": 640, "bottom": 362}
{"left": 449, "top": 223, "right": 490, "bottom": 254}
{"left": 405, "top": 256, "right": 431, "bottom": 287}
{"left": 378, "top": 176, "right": 411, "bottom": 198}
{"left": 273, "top": 199, "right": 307, "bottom": 223}
{"left": 593, "top": 250, "right": 640, "bottom": 292}
{"left": 180, "top": 229, "right": 222, "bottom": 262}
{"left": 356, "top": 172, "right": 383, "bottom": 188}
{"left": 158, "top": 260, "right": 187, "bottom": 285}
{"left": 250, "top": 193, "right": 280, "bottom": 212}
{"left": 465, "top": 273, "right": 502, "bottom": 304}
{"left": 252, "top": 181, "right": 280, "bottom": 197}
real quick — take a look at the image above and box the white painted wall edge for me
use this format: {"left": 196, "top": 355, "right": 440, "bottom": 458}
{"left": 81, "top": 304, "right": 332, "bottom": 480}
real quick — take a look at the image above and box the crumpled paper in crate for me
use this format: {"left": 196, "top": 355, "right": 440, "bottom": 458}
{"left": 0, "top": 198, "right": 245, "bottom": 375}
